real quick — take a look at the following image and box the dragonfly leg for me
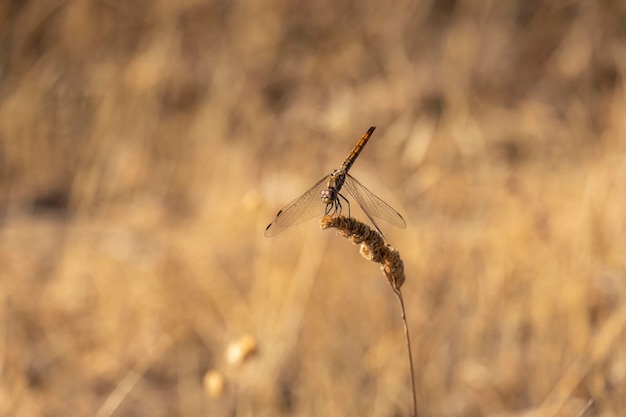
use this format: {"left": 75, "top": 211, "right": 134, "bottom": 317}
{"left": 332, "top": 199, "right": 340, "bottom": 216}
{"left": 338, "top": 192, "right": 351, "bottom": 217}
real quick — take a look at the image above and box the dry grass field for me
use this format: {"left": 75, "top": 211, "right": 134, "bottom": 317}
{"left": 2, "top": 1, "right": 626, "bottom": 416}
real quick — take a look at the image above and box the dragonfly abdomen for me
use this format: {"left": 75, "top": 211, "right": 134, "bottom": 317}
{"left": 339, "top": 126, "right": 375, "bottom": 173}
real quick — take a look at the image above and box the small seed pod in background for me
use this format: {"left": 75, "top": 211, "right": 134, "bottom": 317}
{"left": 203, "top": 370, "right": 226, "bottom": 398}
{"left": 225, "top": 334, "right": 258, "bottom": 366}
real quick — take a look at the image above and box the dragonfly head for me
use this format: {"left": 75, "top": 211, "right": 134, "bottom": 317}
{"left": 320, "top": 188, "right": 337, "bottom": 204}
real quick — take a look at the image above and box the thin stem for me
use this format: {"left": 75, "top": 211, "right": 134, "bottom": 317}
{"left": 320, "top": 215, "right": 415, "bottom": 415}
{"left": 574, "top": 399, "right": 594, "bottom": 417}
{"left": 393, "top": 286, "right": 417, "bottom": 417}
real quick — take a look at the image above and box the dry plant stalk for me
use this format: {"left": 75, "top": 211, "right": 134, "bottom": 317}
{"left": 320, "top": 214, "right": 417, "bottom": 417}
{"left": 320, "top": 215, "right": 405, "bottom": 289}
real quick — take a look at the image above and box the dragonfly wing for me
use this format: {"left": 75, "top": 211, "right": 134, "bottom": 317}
{"left": 264, "top": 177, "right": 329, "bottom": 237}
{"left": 344, "top": 174, "right": 406, "bottom": 228}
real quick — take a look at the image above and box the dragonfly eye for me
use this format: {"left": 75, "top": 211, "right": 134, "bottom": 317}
{"left": 320, "top": 189, "right": 336, "bottom": 204}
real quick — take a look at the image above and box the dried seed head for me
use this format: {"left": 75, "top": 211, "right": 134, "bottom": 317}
{"left": 203, "top": 370, "right": 226, "bottom": 398}
{"left": 225, "top": 334, "right": 258, "bottom": 365}
{"left": 320, "top": 215, "right": 405, "bottom": 289}
{"left": 320, "top": 215, "right": 414, "bottom": 416}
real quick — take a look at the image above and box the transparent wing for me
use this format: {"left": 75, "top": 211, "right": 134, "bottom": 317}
{"left": 343, "top": 174, "right": 406, "bottom": 228}
{"left": 264, "top": 176, "right": 329, "bottom": 237}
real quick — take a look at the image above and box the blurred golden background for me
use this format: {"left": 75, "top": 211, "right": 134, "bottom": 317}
{"left": 1, "top": 0, "right": 626, "bottom": 416}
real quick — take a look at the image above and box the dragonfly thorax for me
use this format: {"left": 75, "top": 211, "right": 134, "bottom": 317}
{"left": 320, "top": 170, "right": 346, "bottom": 204}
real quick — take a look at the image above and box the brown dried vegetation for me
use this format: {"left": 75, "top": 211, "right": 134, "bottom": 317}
{"left": 1, "top": 1, "right": 626, "bottom": 416}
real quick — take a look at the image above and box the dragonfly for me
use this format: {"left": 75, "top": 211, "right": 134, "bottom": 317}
{"left": 265, "top": 126, "right": 406, "bottom": 238}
